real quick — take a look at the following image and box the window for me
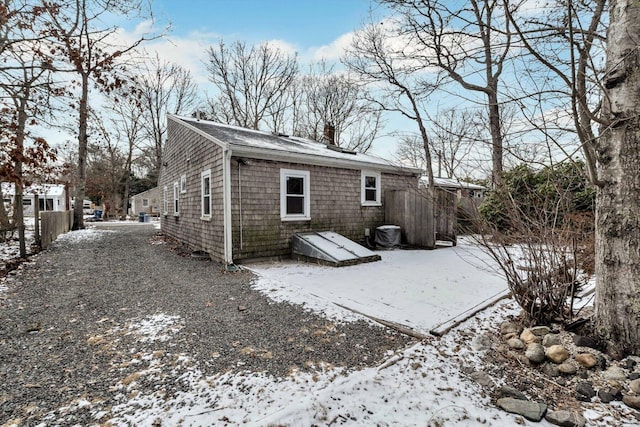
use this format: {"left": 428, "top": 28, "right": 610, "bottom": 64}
{"left": 39, "top": 198, "right": 54, "bottom": 211}
{"left": 361, "top": 171, "right": 381, "bottom": 206}
{"left": 142, "top": 198, "right": 149, "bottom": 207}
{"left": 201, "top": 169, "right": 211, "bottom": 220}
{"left": 180, "top": 174, "right": 187, "bottom": 193}
{"left": 173, "top": 182, "right": 180, "bottom": 216}
{"left": 280, "top": 169, "right": 310, "bottom": 221}
{"left": 163, "top": 186, "right": 168, "bottom": 215}
{"left": 23, "top": 199, "right": 32, "bottom": 206}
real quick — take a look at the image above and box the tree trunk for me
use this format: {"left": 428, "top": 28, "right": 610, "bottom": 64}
{"left": 595, "top": 0, "right": 640, "bottom": 357}
{"left": 15, "top": 97, "right": 28, "bottom": 258}
{"left": 487, "top": 87, "right": 503, "bottom": 187}
{"left": 73, "top": 71, "right": 89, "bottom": 229}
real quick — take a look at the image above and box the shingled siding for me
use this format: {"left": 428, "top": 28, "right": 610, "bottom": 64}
{"left": 160, "top": 121, "right": 226, "bottom": 261}
{"left": 230, "top": 158, "right": 417, "bottom": 261}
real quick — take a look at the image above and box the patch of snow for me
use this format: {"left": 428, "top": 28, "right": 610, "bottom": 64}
{"left": 54, "top": 228, "right": 114, "bottom": 244}
{"left": 106, "top": 301, "right": 543, "bottom": 427}
{"left": 119, "top": 314, "right": 184, "bottom": 343}
{"left": 248, "top": 241, "right": 509, "bottom": 335}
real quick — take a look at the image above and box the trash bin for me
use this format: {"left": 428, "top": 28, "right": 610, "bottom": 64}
{"left": 144, "top": 214, "right": 151, "bottom": 223}
{"left": 138, "top": 212, "right": 145, "bottom": 222}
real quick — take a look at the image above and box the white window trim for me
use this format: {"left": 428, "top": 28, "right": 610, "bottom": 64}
{"left": 361, "top": 170, "right": 382, "bottom": 206}
{"left": 180, "top": 174, "right": 187, "bottom": 193}
{"left": 201, "top": 169, "right": 212, "bottom": 221}
{"left": 280, "top": 168, "right": 311, "bottom": 221}
{"left": 163, "top": 186, "right": 169, "bottom": 216}
{"left": 142, "top": 198, "right": 149, "bottom": 207}
{"left": 173, "top": 181, "right": 180, "bottom": 216}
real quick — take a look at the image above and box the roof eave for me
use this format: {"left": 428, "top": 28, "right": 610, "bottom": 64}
{"left": 168, "top": 114, "right": 228, "bottom": 150}
{"left": 231, "top": 144, "right": 422, "bottom": 175}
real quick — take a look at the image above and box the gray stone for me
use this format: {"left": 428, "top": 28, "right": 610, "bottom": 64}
{"left": 497, "top": 397, "right": 547, "bottom": 422}
{"left": 545, "top": 410, "right": 586, "bottom": 427}
{"left": 500, "top": 321, "right": 519, "bottom": 336}
{"left": 530, "top": 326, "right": 551, "bottom": 336}
{"left": 623, "top": 358, "right": 637, "bottom": 370}
{"left": 572, "top": 334, "right": 599, "bottom": 349}
{"left": 507, "top": 338, "right": 525, "bottom": 350}
{"left": 526, "top": 343, "right": 546, "bottom": 364}
{"left": 603, "top": 366, "right": 627, "bottom": 382}
{"left": 558, "top": 362, "right": 577, "bottom": 375}
{"left": 500, "top": 385, "right": 527, "bottom": 400}
{"left": 542, "top": 363, "right": 561, "bottom": 378}
{"left": 629, "top": 378, "right": 640, "bottom": 394}
{"left": 471, "top": 334, "right": 493, "bottom": 352}
{"left": 542, "top": 334, "right": 562, "bottom": 347}
{"left": 597, "top": 387, "right": 621, "bottom": 403}
{"left": 629, "top": 372, "right": 640, "bottom": 381}
{"left": 546, "top": 345, "right": 570, "bottom": 364}
{"left": 470, "top": 370, "right": 494, "bottom": 387}
{"left": 575, "top": 381, "right": 595, "bottom": 401}
{"left": 623, "top": 394, "right": 640, "bottom": 410}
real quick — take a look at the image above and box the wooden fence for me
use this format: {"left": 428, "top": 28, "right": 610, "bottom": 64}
{"left": 384, "top": 188, "right": 457, "bottom": 249}
{"left": 40, "top": 210, "right": 74, "bottom": 249}
{"left": 385, "top": 189, "right": 436, "bottom": 248}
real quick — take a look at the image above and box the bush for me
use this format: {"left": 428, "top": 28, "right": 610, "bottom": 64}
{"left": 474, "top": 161, "right": 595, "bottom": 324}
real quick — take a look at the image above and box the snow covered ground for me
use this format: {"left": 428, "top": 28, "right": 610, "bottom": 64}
{"left": 247, "top": 238, "right": 509, "bottom": 335}
{"left": 3, "top": 225, "right": 626, "bottom": 426}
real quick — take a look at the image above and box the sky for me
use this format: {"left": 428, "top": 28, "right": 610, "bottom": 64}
{"left": 150, "top": 0, "right": 376, "bottom": 52}
{"left": 123, "top": 0, "right": 413, "bottom": 159}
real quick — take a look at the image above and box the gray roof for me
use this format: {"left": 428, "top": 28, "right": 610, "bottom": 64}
{"left": 1, "top": 182, "right": 66, "bottom": 197}
{"left": 170, "top": 115, "right": 422, "bottom": 175}
{"left": 429, "top": 177, "right": 486, "bottom": 190}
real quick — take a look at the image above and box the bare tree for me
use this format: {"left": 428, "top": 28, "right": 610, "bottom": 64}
{"left": 344, "top": 21, "right": 437, "bottom": 187}
{"left": 505, "top": 0, "right": 607, "bottom": 187}
{"left": 381, "top": 0, "right": 512, "bottom": 186}
{"left": 137, "top": 54, "right": 198, "bottom": 184}
{"left": 205, "top": 40, "right": 298, "bottom": 131}
{"left": 109, "top": 85, "right": 145, "bottom": 217}
{"left": 0, "top": 0, "right": 58, "bottom": 256}
{"left": 44, "top": 0, "right": 158, "bottom": 229}
{"left": 296, "top": 61, "right": 383, "bottom": 152}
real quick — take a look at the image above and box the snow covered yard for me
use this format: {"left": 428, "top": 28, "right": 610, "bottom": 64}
{"left": 3, "top": 226, "right": 637, "bottom": 426}
{"left": 247, "top": 238, "right": 510, "bottom": 336}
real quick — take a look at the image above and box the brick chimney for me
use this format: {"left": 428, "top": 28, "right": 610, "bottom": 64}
{"left": 323, "top": 123, "right": 336, "bottom": 145}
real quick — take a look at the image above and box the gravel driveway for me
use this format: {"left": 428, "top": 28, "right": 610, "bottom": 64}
{"left": 0, "top": 222, "right": 411, "bottom": 425}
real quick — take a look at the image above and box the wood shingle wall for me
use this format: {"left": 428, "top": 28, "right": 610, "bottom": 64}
{"left": 230, "top": 158, "right": 416, "bottom": 261}
{"left": 159, "top": 120, "right": 225, "bottom": 261}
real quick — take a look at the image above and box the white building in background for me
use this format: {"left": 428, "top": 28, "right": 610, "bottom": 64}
{"left": 1, "top": 182, "right": 68, "bottom": 216}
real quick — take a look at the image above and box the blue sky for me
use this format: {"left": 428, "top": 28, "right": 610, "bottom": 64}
{"left": 149, "top": 0, "right": 376, "bottom": 52}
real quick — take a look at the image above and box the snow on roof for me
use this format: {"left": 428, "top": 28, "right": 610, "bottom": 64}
{"left": 170, "top": 115, "right": 422, "bottom": 175}
{"left": 1, "top": 182, "right": 66, "bottom": 197}
{"left": 421, "top": 177, "right": 486, "bottom": 190}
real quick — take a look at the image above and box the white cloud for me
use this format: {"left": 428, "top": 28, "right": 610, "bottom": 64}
{"left": 308, "top": 31, "right": 357, "bottom": 62}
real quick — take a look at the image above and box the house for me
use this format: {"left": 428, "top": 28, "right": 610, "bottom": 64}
{"left": 1, "top": 182, "right": 68, "bottom": 216}
{"left": 158, "top": 115, "right": 423, "bottom": 265}
{"left": 129, "top": 187, "right": 160, "bottom": 217}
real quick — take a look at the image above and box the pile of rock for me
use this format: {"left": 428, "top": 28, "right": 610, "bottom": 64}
{"left": 469, "top": 321, "right": 640, "bottom": 426}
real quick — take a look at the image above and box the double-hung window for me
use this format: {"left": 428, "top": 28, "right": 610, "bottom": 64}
{"left": 180, "top": 174, "right": 187, "bottom": 193}
{"left": 173, "top": 182, "right": 180, "bottom": 216}
{"left": 361, "top": 170, "right": 381, "bottom": 206}
{"left": 280, "top": 169, "right": 310, "bottom": 221}
{"left": 163, "top": 186, "right": 169, "bottom": 215}
{"left": 201, "top": 169, "right": 211, "bottom": 220}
